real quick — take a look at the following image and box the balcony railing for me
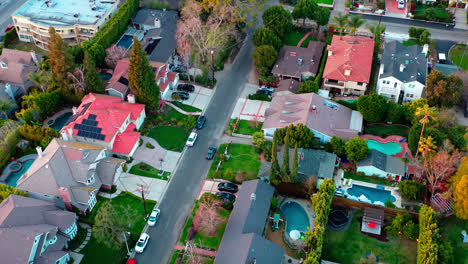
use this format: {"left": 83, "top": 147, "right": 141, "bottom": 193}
{"left": 324, "top": 80, "right": 345, "bottom": 88}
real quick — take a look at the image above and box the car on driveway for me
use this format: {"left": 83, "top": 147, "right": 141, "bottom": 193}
{"left": 216, "top": 192, "right": 236, "bottom": 201}
{"left": 258, "top": 85, "right": 275, "bottom": 92}
{"left": 217, "top": 182, "right": 238, "bottom": 193}
{"left": 195, "top": 116, "right": 206, "bottom": 129}
{"left": 172, "top": 91, "right": 189, "bottom": 100}
{"left": 398, "top": 0, "right": 404, "bottom": 9}
{"left": 171, "top": 65, "right": 187, "bottom": 73}
{"left": 255, "top": 89, "right": 272, "bottom": 96}
{"left": 177, "top": 83, "right": 195, "bottom": 92}
{"left": 135, "top": 233, "right": 150, "bottom": 253}
{"left": 206, "top": 146, "right": 217, "bottom": 160}
{"left": 147, "top": 208, "right": 160, "bottom": 226}
{"left": 186, "top": 132, "right": 198, "bottom": 147}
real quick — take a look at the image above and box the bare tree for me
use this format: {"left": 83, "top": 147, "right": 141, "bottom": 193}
{"left": 423, "top": 150, "right": 462, "bottom": 195}
{"left": 197, "top": 194, "right": 223, "bottom": 235}
{"left": 183, "top": 240, "right": 204, "bottom": 264}
{"left": 67, "top": 66, "right": 86, "bottom": 94}
{"left": 105, "top": 45, "right": 129, "bottom": 69}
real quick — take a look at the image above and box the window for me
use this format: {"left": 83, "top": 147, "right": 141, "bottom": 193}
{"left": 0, "top": 62, "right": 7, "bottom": 69}
{"left": 357, "top": 82, "right": 363, "bottom": 86}
{"left": 394, "top": 82, "right": 397, "bottom": 88}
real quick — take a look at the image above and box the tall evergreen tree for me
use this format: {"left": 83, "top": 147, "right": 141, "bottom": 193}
{"left": 281, "top": 134, "right": 290, "bottom": 178}
{"left": 290, "top": 145, "right": 298, "bottom": 183}
{"left": 83, "top": 52, "right": 105, "bottom": 94}
{"left": 128, "top": 35, "right": 160, "bottom": 108}
{"left": 269, "top": 131, "right": 281, "bottom": 183}
{"left": 48, "top": 27, "right": 73, "bottom": 91}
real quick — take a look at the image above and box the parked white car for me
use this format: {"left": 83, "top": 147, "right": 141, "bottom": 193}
{"left": 135, "top": 233, "right": 150, "bottom": 253}
{"left": 398, "top": 0, "right": 405, "bottom": 9}
{"left": 258, "top": 85, "right": 275, "bottom": 92}
{"left": 147, "top": 208, "right": 161, "bottom": 226}
{"left": 186, "top": 132, "right": 198, "bottom": 147}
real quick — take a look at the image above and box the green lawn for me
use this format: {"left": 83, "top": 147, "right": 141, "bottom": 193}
{"left": 413, "top": 4, "right": 452, "bottom": 22}
{"left": 148, "top": 126, "right": 189, "bottom": 152}
{"left": 230, "top": 119, "right": 263, "bottom": 135}
{"left": 7, "top": 39, "right": 48, "bottom": 55}
{"left": 402, "top": 39, "right": 420, "bottom": 47}
{"left": 171, "top": 101, "right": 202, "bottom": 113}
{"left": 169, "top": 250, "right": 214, "bottom": 264}
{"left": 129, "top": 162, "right": 170, "bottom": 180}
{"left": 449, "top": 44, "right": 468, "bottom": 70}
{"left": 363, "top": 123, "right": 409, "bottom": 138}
{"left": 208, "top": 143, "right": 261, "bottom": 182}
{"left": 68, "top": 224, "right": 88, "bottom": 251}
{"left": 284, "top": 31, "right": 307, "bottom": 46}
{"left": 344, "top": 171, "right": 396, "bottom": 187}
{"left": 322, "top": 211, "right": 417, "bottom": 264}
{"left": 440, "top": 216, "right": 468, "bottom": 263}
{"left": 315, "top": 0, "right": 333, "bottom": 5}
{"left": 80, "top": 192, "right": 156, "bottom": 264}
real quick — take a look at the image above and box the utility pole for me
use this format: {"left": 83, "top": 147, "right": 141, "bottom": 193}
{"left": 139, "top": 185, "right": 147, "bottom": 220}
{"left": 210, "top": 50, "right": 215, "bottom": 85}
{"left": 122, "top": 231, "right": 130, "bottom": 256}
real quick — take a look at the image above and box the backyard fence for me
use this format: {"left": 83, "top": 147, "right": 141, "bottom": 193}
{"left": 332, "top": 197, "right": 419, "bottom": 217}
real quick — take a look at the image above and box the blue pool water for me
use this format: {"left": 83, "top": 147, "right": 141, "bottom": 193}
{"left": 116, "top": 34, "right": 134, "bottom": 50}
{"left": 346, "top": 99, "right": 356, "bottom": 103}
{"left": 280, "top": 201, "right": 310, "bottom": 233}
{"left": 367, "top": 139, "right": 402, "bottom": 156}
{"left": 5, "top": 159, "right": 35, "bottom": 187}
{"left": 347, "top": 184, "right": 396, "bottom": 204}
{"left": 100, "top": 72, "right": 112, "bottom": 81}
{"left": 51, "top": 112, "right": 72, "bottom": 130}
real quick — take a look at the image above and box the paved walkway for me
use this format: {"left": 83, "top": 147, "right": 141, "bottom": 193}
{"left": 116, "top": 172, "right": 168, "bottom": 202}
{"left": 166, "top": 102, "right": 202, "bottom": 115}
{"left": 454, "top": 7, "right": 468, "bottom": 30}
{"left": 218, "top": 135, "right": 253, "bottom": 145}
{"left": 69, "top": 252, "right": 84, "bottom": 264}
{"left": 98, "top": 189, "right": 122, "bottom": 199}
{"left": 174, "top": 244, "right": 217, "bottom": 257}
{"left": 297, "top": 32, "right": 311, "bottom": 47}
{"left": 133, "top": 136, "right": 181, "bottom": 173}
{"left": 75, "top": 223, "right": 92, "bottom": 252}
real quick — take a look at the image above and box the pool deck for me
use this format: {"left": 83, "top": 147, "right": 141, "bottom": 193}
{"left": 360, "top": 134, "right": 412, "bottom": 159}
{"left": 43, "top": 108, "right": 73, "bottom": 128}
{"left": 339, "top": 180, "right": 402, "bottom": 208}
{"left": 0, "top": 154, "right": 38, "bottom": 183}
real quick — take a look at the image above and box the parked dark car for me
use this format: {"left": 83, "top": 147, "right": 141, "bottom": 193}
{"left": 217, "top": 182, "right": 238, "bottom": 193}
{"left": 216, "top": 192, "right": 236, "bottom": 201}
{"left": 195, "top": 116, "right": 206, "bottom": 129}
{"left": 172, "top": 65, "right": 187, "bottom": 73}
{"left": 177, "top": 83, "right": 195, "bottom": 92}
{"left": 255, "top": 89, "right": 272, "bottom": 96}
{"left": 172, "top": 91, "right": 189, "bottom": 100}
{"left": 206, "top": 146, "right": 217, "bottom": 160}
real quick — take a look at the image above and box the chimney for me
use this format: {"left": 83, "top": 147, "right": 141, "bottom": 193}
{"left": 422, "top": 44, "right": 429, "bottom": 57}
{"left": 344, "top": 70, "right": 351, "bottom": 76}
{"left": 400, "top": 64, "right": 405, "bottom": 72}
{"left": 36, "top": 146, "right": 43, "bottom": 157}
{"left": 61, "top": 130, "right": 69, "bottom": 141}
{"left": 30, "top": 52, "right": 37, "bottom": 64}
{"left": 154, "top": 18, "right": 161, "bottom": 28}
{"left": 127, "top": 94, "right": 136, "bottom": 104}
{"left": 311, "top": 105, "right": 317, "bottom": 113}
{"left": 72, "top": 107, "right": 78, "bottom": 114}
{"left": 250, "top": 193, "right": 256, "bottom": 201}
{"left": 67, "top": 126, "right": 73, "bottom": 139}
{"left": 297, "top": 58, "right": 303, "bottom": 65}
{"left": 58, "top": 187, "right": 73, "bottom": 211}
{"left": 327, "top": 45, "right": 333, "bottom": 56}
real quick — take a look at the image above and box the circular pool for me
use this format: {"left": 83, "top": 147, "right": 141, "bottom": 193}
{"left": 9, "top": 162, "right": 22, "bottom": 172}
{"left": 280, "top": 201, "right": 310, "bottom": 233}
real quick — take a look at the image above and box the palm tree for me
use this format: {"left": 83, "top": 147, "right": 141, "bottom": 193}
{"left": 332, "top": 12, "right": 349, "bottom": 36}
{"left": 0, "top": 99, "right": 15, "bottom": 119}
{"left": 366, "top": 22, "right": 386, "bottom": 40}
{"left": 28, "top": 71, "right": 48, "bottom": 93}
{"left": 347, "top": 15, "right": 365, "bottom": 35}
{"left": 415, "top": 104, "right": 437, "bottom": 158}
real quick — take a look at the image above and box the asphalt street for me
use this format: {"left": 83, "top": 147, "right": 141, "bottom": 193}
{"left": 133, "top": 0, "right": 279, "bottom": 262}
{"left": 0, "top": 0, "right": 27, "bottom": 33}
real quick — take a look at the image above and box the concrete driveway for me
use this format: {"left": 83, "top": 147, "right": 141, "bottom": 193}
{"left": 231, "top": 83, "right": 270, "bottom": 121}
{"left": 116, "top": 173, "right": 168, "bottom": 202}
{"left": 163, "top": 84, "right": 213, "bottom": 111}
{"left": 132, "top": 136, "right": 181, "bottom": 172}
{"left": 435, "top": 40, "right": 456, "bottom": 65}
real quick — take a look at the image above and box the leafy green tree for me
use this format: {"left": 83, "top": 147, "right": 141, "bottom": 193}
{"left": 345, "top": 137, "right": 369, "bottom": 163}
{"left": 426, "top": 70, "right": 462, "bottom": 108}
{"left": 22, "top": 92, "right": 61, "bottom": 120}
{"left": 262, "top": 5, "right": 293, "bottom": 39}
{"left": 253, "top": 45, "right": 278, "bottom": 72}
{"left": 408, "top": 27, "right": 426, "bottom": 39}
{"left": 386, "top": 101, "right": 405, "bottom": 124}
{"left": 83, "top": 52, "right": 105, "bottom": 94}
{"left": 0, "top": 185, "right": 27, "bottom": 203}
{"left": 252, "top": 27, "right": 282, "bottom": 51}
{"left": 276, "top": 124, "right": 315, "bottom": 148}
{"left": 386, "top": 213, "right": 419, "bottom": 240}
{"left": 297, "top": 79, "right": 319, "bottom": 94}
{"left": 328, "top": 136, "right": 346, "bottom": 157}
{"left": 269, "top": 131, "right": 281, "bottom": 183}
{"left": 408, "top": 124, "right": 422, "bottom": 154}
{"left": 93, "top": 200, "right": 136, "bottom": 249}
{"left": 292, "top": 0, "right": 319, "bottom": 25}
{"left": 28, "top": 71, "right": 50, "bottom": 93}
{"left": 0, "top": 99, "right": 15, "bottom": 119}
{"left": 417, "top": 205, "right": 439, "bottom": 264}
{"left": 366, "top": 22, "right": 386, "bottom": 39}
{"left": 48, "top": 27, "right": 73, "bottom": 91}
{"left": 68, "top": 45, "right": 84, "bottom": 65}
{"left": 357, "top": 94, "right": 388, "bottom": 123}
{"left": 399, "top": 180, "right": 425, "bottom": 201}
{"left": 332, "top": 12, "right": 349, "bottom": 35}
{"left": 404, "top": 98, "right": 428, "bottom": 124}
{"left": 419, "top": 29, "right": 431, "bottom": 45}
{"left": 281, "top": 134, "right": 290, "bottom": 179}
{"left": 252, "top": 131, "right": 265, "bottom": 148}
{"left": 128, "top": 35, "right": 160, "bottom": 109}
{"left": 291, "top": 145, "right": 298, "bottom": 183}
{"left": 347, "top": 15, "right": 365, "bottom": 35}
{"left": 16, "top": 108, "right": 36, "bottom": 125}
{"left": 316, "top": 8, "right": 331, "bottom": 26}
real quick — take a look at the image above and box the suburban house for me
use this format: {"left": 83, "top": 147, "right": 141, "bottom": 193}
{"left": 0, "top": 194, "right": 78, "bottom": 264}
{"left": 376, "top": 41, "right": 428, "bottom": 102}
{"left": 12, "top": 0, "right": 118, "bottom": 49}
{"left": 0, "top": 49, "right": 39, "bottom": 117}
{"left": 215, "top": 180, "right": 285, "bottom": 264}
{"left": 17, "top": 139, "right": 125, "bottom": 214}
{"left": 272, "top": 41, "right": 325, "bottom": 81}
{"left": 131, "top": 8, "right": 178, "bottom": 62}
{"left": 356, "top": 150, "right": 406, "bottom": 181}
{"left": 61, "top": 93, "right": 146, "bottom": 156}
{"left": 262, "top": 93, "right": 363, "bottom": 142}
{"left": 106, "top": 58, "right": 178, "bottom": 100}
{"left": 322, "top": 35, "right": 374, "bottom": 96}
{"left": 275, "top": 78, "right": 300, "bottom": 96}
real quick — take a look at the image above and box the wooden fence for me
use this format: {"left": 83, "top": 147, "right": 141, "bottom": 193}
{"left": 332, "top": 197, "right": 419, "bottom": 218}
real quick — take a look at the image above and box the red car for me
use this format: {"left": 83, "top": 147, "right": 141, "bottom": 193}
{"left": 126, "top": 258, "right": 136, "bottom": 264}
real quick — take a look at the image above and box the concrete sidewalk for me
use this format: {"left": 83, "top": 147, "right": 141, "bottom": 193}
{"left": 454, "top": 7, "right": 468, "bottom": 30}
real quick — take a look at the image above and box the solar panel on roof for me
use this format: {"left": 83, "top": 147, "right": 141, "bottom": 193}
{"left": 118, "top": 76, "right": 129, "bottom": 86}
{"left": 98, "top": 135, "right": 105, "bottom": 140}
{"left": 88, "top": 114, "right": 97, "bottom": 120}
{"left": 74, "top": 124, "right": 81, "bottom": 130}
{"left": 96, "top": 127, "right": 102, "bottom": 133}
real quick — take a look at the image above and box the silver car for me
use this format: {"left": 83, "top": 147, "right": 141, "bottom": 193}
{"left": 147, "top": 208, "right": 160, "bottom": 227}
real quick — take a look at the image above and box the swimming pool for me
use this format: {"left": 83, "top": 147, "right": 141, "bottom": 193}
{"left": 1, "top": 155, "right": 37, "bottom": 187}
{"left": 116, "top": 34, "right": 134, "bottom": 50}
{"left": 347, "top": 184, "right": 396, "bottom": 204}
{"left": 100, "top": 72, "right": 112, "bottom": 81}
{"left": 51, "top": 112, "right": 72, "bottom": 130}
{"left": 280, "top": 201, "right": 310, "bottom": 233}
{"left": 367, "top": 139, "right": 402, "bottom": 156}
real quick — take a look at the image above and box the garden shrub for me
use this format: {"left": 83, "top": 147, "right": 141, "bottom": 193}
{"left": 248, "top": 94, "right": 272, "bottom": 101}
{"left": 146, "top": 142, "right": 155, "bottom": 149}
{"left": 19, "top": 124, "right": 60, "bottom": 144}
{"left": 3, "top": 27, "right": 17, "bottom": 47}
{"left": 270, "top": 197, "right": 279, "bottom": 210}
{"left": 386, "top": 213, "right": 419, "bottom": 240}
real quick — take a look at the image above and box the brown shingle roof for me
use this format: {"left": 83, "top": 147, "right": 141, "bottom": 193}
{"left": 0, "top": 49, "right": 38, "bottom": 84}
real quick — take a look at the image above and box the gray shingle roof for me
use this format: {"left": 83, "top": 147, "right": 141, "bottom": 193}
{"left": 298, "top": 148, "right": 337, "bottom": 180}
{"left": 357, "top": 150, "right": 405, "bottom": 175}
{"left": 380, "top": 41, "right": 427, "bottom": 84}
{"left": 215, "top": 180, "right": 284, "bottom": 264}
{"left": 272, "top": 41, "right": 325, "bottom": 79}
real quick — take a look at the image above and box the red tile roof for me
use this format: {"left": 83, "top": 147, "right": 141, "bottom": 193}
{"left": 323, "top": 35, "right": 374, "bottom": 83}
{"left": 61, "top": 93, "right": 145, "bottom": 154}
{"left": 111, "top": 132, "right": 140, "bottom": 154}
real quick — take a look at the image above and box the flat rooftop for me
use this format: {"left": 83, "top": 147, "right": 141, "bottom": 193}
{"left": 14, "top": 0, "right": 117, "bottom": 27}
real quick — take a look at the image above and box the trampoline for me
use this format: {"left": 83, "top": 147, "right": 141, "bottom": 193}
{"left": 328, "top": 209, "right": 349, "bottom": 228}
